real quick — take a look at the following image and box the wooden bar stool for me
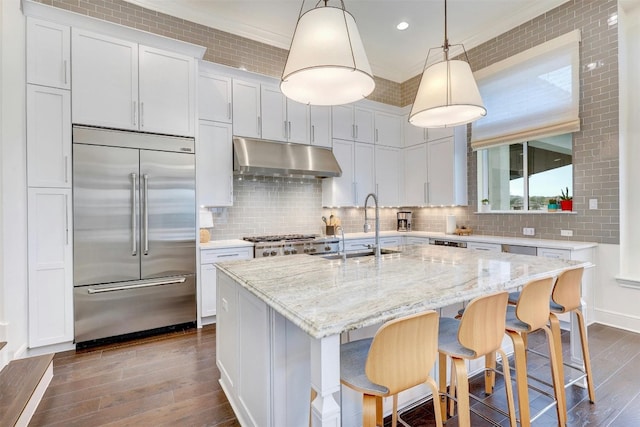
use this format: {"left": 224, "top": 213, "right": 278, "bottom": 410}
{"left": 438, "top": 291, "right": 517, "bottom": 427}
{"left": 504, "top": 276, "right": 566, "bottom": 427}
{"left": 340, "top": 310, "right": 443, "bottom": 427}
{"left": 508, "top": 267, "right": 596, "bottom": 409}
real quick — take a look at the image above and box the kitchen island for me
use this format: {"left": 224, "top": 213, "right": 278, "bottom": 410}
{"left": 215, "top": 244, "right": 591, "bottom": 427}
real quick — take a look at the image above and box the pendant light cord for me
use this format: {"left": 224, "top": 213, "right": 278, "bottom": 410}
{"left": 443, "top": 0, "right": 449, "bottom": 61}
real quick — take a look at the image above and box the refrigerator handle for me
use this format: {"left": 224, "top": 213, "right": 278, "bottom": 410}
{"left": 131, "top": 173, "right": 137, "bottom": 256}
{"left": 143, "top": 174, "right": 149, "bottom": 255}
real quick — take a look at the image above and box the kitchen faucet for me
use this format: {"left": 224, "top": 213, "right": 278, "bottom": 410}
{"left": 363, "top": 193, "right": 381, "bottom": 259}
{"left": 336, "top": 225, "right": 347, "bottom": 262}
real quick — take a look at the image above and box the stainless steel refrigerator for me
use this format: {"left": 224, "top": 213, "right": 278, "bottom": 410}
{"left": 72, "top": 126, "right": 196, "bottom": 343}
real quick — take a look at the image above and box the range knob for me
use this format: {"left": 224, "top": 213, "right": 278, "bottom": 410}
{"left": 325, "top": 245, "right": 331, "bottom": 251}
{"left": 270, "top": 250, "right": 277, "bottom": 256}
{"left": 309, "top": 248, "right": 317, "bottom": 253}
{"left": 291, "top": 249, "right": 297, "bottom": 254}
{"left": 284, "top": 250, "right": 291, "bottom": 255}
{"left": 262, "top": 251, "right": 270, "bottom": 257}
{"left": 303, "top": 248, "right": 309, "bottom": 253}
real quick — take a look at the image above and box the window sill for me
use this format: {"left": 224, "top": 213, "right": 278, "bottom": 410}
{"left": 474, "top": 210, "right": 578, "bottom": 214}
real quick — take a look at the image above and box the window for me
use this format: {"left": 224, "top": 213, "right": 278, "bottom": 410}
{"left": 478, "top": 134, "right": 572, "bottom": 211}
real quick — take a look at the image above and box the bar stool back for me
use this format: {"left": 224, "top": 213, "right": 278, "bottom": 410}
{"left": 340, "top": 310, "right": 443, "bottom": 427}
{"left": 550, "top": 267, "right": 596, "bottom": 403}
{"left": 505, "top": 276, "right": 565, "bottom": 426}
{"left": 438, "top": 291, "right": 517, "bottom": 427}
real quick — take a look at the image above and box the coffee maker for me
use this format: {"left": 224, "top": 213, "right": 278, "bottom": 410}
{"left": 397, "top": 211, "right": 412, "bottom": 232}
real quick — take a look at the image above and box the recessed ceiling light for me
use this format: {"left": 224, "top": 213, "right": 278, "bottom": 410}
{"left": 396, "top": 21, "right": 409, "bottom": 31}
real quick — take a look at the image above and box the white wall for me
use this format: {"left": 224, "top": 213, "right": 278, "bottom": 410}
{"left": 1, "top": 0, "right": 29, "bottom": 363}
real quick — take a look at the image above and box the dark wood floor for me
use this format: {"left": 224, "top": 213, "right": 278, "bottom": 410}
{"left": 29, "top": 323, "right": 640, "bottom": 426}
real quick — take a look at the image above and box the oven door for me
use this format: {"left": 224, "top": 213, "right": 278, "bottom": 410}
{"left": 73, "top": 274, "right": 195, "bottom": 343}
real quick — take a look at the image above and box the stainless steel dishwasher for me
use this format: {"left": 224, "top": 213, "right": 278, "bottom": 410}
{"left": 501, "top": 244, "right": 537, "bottom": 256}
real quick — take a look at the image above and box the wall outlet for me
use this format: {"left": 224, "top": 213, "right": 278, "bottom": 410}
{"left": 561, "top": 229, "right": 574, "bottom": 237}
{"left": 589, "top": 198, "right": 598, "bottom": 209}
{"left": 523, "top": 227, "right": 535, "bottom": 236}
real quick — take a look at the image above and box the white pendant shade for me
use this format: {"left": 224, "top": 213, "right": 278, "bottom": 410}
{"left": 409, "top": 59, "right": 486, "bottom": 128}
{"left": 281, "top": 6, "right": 375, "bottom": 106}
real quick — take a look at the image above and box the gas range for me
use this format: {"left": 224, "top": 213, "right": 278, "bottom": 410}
{"left": 243, "top": 234, "right": 339, "bottom": 258}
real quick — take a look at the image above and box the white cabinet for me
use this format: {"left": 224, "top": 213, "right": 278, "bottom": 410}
{"left": 310, "top": 106, "right": 332, "bottom": 148}
{"left": 374, "top": 111, "right": 402, "bottom": 147}
{"left": 199, "top": 71, "right": 232, "bottom": 123}
{"left": 406, "top": 236, "right": 429, "bottom": 245}
{"left": 26, "top": 17, "right": 70, "bottom": 90}
{"left": 27, "top": 85, "right": 71, "bottom": 188}
{"left": 344, "top": 238, "right": 374, "bottom": 252}
{"left": 467, "top": 242, "right": 502, "bottom": 252}
{"left": 538, "top": 248, "right": 571, "bottom": 260}
{"left": 137, "top": 45, "right": 196, "bottom": 136}
{"left": 427, "top": 127, "right": 455, "bottom": 142}
{"left": 404, "top": 118, "right": 427, "bottom": 147}
{"left": 322, "top": 139, "right": 355, "bottom": 207}
{"left": 354, "top": 142, "right": 375, "bottom": 205}
{"left": 200, "top": 245, "right": 252, "bottom": 322}
{"left": 375, "top": 145, "right": 402, "bottom": 206}
{"left": 217, "top": 272, "right": 271, "bottom": 426}
{"left": 260, "top": 85, "right": 309, "bottom": 144}
{"left": 232, "top": 79, "right": 261, "bottom": 138}
{"left": 380, "top": 236, "right": 403, "bottom": 247}
{"left": 426, "top": 126, "right": 468, "bottom": 206}
{"left": 332, "top": 105, "right": 374, "bottom": 143}
{"left": 198, "top": 121, "right": 233, "bottom": 207}
{"left": 403, "top": 143, "right": 428, "bottom": 206}
{"left": 72, "top": 29, "right": 195, "bottom": 136}
{"left": 27, "top": 188, "right": 73, "bottom": 347}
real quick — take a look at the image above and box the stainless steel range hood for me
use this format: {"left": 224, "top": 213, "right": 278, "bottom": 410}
{"left": 233, "top": 137, "right": 342, "bottom": 178}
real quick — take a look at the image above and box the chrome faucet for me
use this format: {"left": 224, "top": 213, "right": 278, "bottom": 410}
{"left": 363, "top": 193, "right": 381, "bottom": 259}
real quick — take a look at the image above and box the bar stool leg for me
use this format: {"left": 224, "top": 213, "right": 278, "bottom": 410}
{"left": 362, "top": 394, "right": 378, "bottom": 427}
{"left": 497, "top": 347, "right": 518, "bottom": 427}
{"left": 452, "top": 357, "right": 471, "bottom": 427}
{"left": 575, "top": 309, "right": 596, "bottom": 403}
{"left": 485, "top": 351, "right": 496, "bottom": 394}
{"left": 438, "top": 352, "right": 449, "bottom": 421}
{"left": 506, "top": 330, "right": 531, "bottom": 427}
{"left": 544, "top": 322, "right": 567, "bottom": 427}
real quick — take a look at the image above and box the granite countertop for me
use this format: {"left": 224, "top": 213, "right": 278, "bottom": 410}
{"left": 337, "top": 230, "right": 597, "bottom": 251}
{"left": 216, "top": 244, "right": 591, "bottom": 340}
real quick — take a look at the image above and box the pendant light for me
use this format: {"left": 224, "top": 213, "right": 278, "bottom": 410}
{"left": 280, "top": 0, "right": 375, "bottom": 106}
{"left": 409, "top": 0, "right": 486, "bottom": 128}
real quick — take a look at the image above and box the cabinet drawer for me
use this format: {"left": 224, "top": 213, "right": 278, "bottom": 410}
{"left": 380, "top": 237, "right": 403, "bottom": 247}
{"left": 202, "top": 247, "right": 253, "bottom": 264}
{"left": 406, "top": 237, "right": 429, "bottom": 245}
{"left": 344, "top": 239, "right": 374, "bottom": 252}
{"left": 467, "top": 242, "right": 502, "bottom": 252}
{"left": 538, "top": 248, "right": 571, "bottom": 260}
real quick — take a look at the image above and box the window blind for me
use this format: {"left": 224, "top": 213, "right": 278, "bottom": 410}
{"left": 471, "top": 30, "right": 581, "bottom": 150}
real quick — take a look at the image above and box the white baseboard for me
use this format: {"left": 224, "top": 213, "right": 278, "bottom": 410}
{"left": 26, "top": 341, "right": 75, "bottom": 357}
{"left": 593, "top": 308, "right": 640, "bottom": 334}
{"left": 0, "top": 321, "right": 7, "bottom": 342}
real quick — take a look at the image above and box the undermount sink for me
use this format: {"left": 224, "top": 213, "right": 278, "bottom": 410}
{"left": 319, "top": 248, "right": 401, "bottom": 260}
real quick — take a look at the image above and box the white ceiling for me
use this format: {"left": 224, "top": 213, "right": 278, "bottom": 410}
{"left": 124, "top": 0, "right": 570, "bottom": 83}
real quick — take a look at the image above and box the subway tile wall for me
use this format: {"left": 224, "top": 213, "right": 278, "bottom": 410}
{"left": 45, "top": 0, "right": 619, "bottom": 244}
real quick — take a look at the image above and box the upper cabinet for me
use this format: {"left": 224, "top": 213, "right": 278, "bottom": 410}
{"left": 322, "top": 139, "right": 355, "bottom": 207}
{"left": 260, "top": 85, "right": 309, "bottom": 144}
{"left": 71, "top": 29, "right": 195, "bottom": 137}
{"left": 403, "top": 126, "right": 467, "bottom": 207}
{"left": 309, "top": 106, "right": 332, "bottom": 148}
{"left": 198, "top": 121, "right": 233, "bottom": 207}
{"left": 375, "top": 145, "right": 402, "bottom": 206}
{"left": 374, "top": 112, "right": 402, "bottom": 148}
{"left": 232, "top": 79, "right": 261, "bottom": 138}
{"left": 404, "top": 117, "right": 428, "bottom": 147}
{"left": 199, "top": 72, "right": 232, "bottom": 123}
{"left": 332, "top": 105, "right": 374, "bottom": 143}
{"left": 27, "top": 18, "right": 70, "bottom": 90}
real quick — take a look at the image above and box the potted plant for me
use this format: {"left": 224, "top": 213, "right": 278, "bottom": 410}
{"left": 480, "top": 198, "right": 491, "bottom": 213}
{"left": 548, "top": 198, "right": 558, "bottom": 212}
{"left": 560, "top": 187, "right": 573, "bottom": 211}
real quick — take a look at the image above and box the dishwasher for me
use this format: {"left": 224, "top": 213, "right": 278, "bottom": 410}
{"left": 501, "top": 244, "right": 537, "bottom": 256}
